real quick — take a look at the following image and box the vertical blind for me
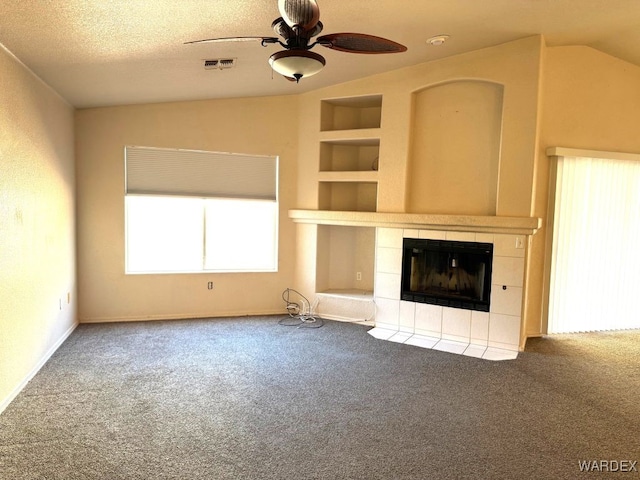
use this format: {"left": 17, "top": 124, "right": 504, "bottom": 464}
{"left": 548, "top": 154, "right": 640, "bottom": 333}
{"left": 125, "top": 146, "right": 278, "bottom": 200}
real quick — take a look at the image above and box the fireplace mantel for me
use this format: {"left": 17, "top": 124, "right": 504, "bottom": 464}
{"left": 289, "top": 210, "right": 540, "bottom": 235}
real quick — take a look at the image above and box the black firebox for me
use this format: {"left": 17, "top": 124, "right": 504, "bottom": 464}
{"left": 401, "top": 238, "right": 493, "bottom": 312}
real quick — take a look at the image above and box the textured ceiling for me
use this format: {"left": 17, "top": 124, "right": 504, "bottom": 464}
{"left": 1, "top": 0, "right": 640, "bottom": 108}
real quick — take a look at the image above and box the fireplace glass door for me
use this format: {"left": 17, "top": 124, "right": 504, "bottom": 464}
{"left": 401, "top": 238, "right": 493, "bottom": 312}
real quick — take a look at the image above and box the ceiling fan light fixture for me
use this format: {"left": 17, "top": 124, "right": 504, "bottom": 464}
{"left": 269, "top": 49, "right": 325, "bottom": 82}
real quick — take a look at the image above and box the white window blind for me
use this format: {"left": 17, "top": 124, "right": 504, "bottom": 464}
{"left": 124, "top": 146, "right": 279, "bottom": 274}
{"left": 125, "top": 146, "right": 278, "bottom": 200}
{"left": 548, "top": 153, "right": 640, "bottom": 333}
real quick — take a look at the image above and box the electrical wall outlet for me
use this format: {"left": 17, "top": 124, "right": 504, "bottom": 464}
{"left": 515, "top": 237, "right": 524, "bottom": 249}
{"left": 356, "top": 272, "right": 362, "bottom": 281}
{"left": 207, "top": 281, "right": 214, "bottom": 290}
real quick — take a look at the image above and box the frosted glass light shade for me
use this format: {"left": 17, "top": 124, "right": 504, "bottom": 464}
{"left": 269, "top": 50, "right": 325, "bottom": 80}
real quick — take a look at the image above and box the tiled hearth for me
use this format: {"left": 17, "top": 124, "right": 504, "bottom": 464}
{"left": 370, "top": 227, "right": 526, "bottom": 361}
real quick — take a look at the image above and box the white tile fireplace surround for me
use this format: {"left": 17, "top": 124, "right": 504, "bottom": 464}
{"left": 289, "top": 210, "right": 540, "bottom": 361}
{"left": 371, "top": 227, "right": 526, "bottom": 361}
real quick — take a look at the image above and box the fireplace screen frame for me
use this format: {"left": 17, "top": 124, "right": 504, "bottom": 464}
{"left": 400, "top": 238, "right": 493, "bottom": 312}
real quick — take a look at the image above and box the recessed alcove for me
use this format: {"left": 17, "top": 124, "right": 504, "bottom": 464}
{"left": 319, "top": 139, "right": 380, "bottom": 172}
{"left": 320, "top": 95, "right": 383, "bottom": 132}
{"left": 315, "top": 225, "right": 375, "bottom": 294}
{"left": 406, "top": 80, "right": 504, "bottom": 215}
{"left": 318, "top": 182, "right": 377, "bottom": 212}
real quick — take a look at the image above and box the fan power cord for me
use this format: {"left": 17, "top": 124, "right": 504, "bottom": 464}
{"left": 279, "top": 288, "right": 324, "bottom": 328}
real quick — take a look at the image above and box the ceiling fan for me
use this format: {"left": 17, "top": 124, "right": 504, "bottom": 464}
{"left": 185, "top": 0, "right": 407, "bottom": 82}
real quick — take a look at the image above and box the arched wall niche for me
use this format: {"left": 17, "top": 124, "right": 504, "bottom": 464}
{"left": 406, "top": 79, "right": 504, "bottom": 215}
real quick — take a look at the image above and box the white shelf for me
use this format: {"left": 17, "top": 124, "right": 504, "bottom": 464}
{"left": 289, "top": 209, "right": 541, "bottom": 235}
{"left": 315, "top": 289, "right": 375, "bottom": 324}
{"left": 318, "top": 171, "right": 378, "bottom": 183}
{"left": 318, "top": 289, "right": 374, "bottom": 300}
{"left": 319, "top": 128, "right": 381, "bottom": 144}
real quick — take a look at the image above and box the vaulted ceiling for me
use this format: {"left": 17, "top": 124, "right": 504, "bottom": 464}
{"left": 2, "top": 0, "right": 639, "bottom": 108}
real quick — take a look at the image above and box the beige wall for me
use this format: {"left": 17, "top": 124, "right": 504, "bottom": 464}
{"left": 0, "top": 45, "right": 76, "bottom": 411}
{"left": 74, "top": 96, "right": 299, "bottom": 322}
{"left": 526, "top": 45, "right": 640, "bottom": 336}
{"left": 298, "top": 36, "right": 543, "bottom": 216}
{"left": 541, "top": 46, "right": 640, "bottom": 153}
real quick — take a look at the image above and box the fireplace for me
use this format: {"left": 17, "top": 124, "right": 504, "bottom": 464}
{"left": 401, "top": 238, "right": 493, "bottom": 312}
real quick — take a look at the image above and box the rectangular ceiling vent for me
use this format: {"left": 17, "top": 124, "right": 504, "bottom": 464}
{"left": 204, "top": 58, "right": 237, "bottom": 70}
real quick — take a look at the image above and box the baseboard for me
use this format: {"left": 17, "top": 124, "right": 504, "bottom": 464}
{"left": 79, "top": 309, "right": 286, "bottom": 324}
{"left": 0, "top": 321, "right": 78, "bottom": 416}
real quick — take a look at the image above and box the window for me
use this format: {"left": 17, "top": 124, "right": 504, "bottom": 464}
{"left": 124, "top": 146, "right": 278, "bottom": 273}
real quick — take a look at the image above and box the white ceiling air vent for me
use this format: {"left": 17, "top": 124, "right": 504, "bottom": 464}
{"left": 204, "top": 58, "right": 237, "bottom": 70}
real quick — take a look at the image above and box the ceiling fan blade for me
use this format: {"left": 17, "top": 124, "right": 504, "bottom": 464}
{"left": 278, "top": 0, "right": 320, "bottom": 30}
{"left": 317, "top": 33, "right": 407, "bottom": 54}
{"left": 184, "top": 36, "right": 279, "bottom": 45}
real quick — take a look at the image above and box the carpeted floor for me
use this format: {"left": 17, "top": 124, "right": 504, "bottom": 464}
{"left": 0, "top": 316, "right": 638, "bottom": 479}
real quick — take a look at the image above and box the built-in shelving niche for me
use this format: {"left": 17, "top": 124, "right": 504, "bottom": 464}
{"left": 314, "top": 95, "right": 382, "bottom": 309}
{"left": 316, "top": 224, "right": 375, "bottom": 295}
{"left": 318, "top": 182, "right": 378, "bottom": 212}
{"left": 320, "top": 95, "right": 382, "bottom": 132}
{"left": 318, "top": 95, "right": 382, "bottom": 214}
{"left": 319, "top": 137, "right": 380, "bottom": 173}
